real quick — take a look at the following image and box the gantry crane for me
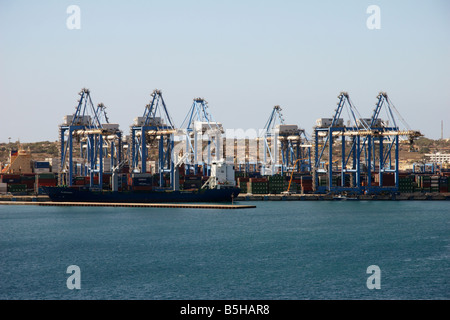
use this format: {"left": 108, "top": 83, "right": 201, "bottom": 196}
{"left": 260, "top": 105, "right": 310, "bottom": 176}
{"left": 313, "top": 91, "right": 369, "bottom": 194}
{"left": 362, "top": 92, "right": 422, "bottom": 193}
{"left": 313, "top": 91, "right": 422, "bottom": 195}
{"left": 178, "top": 98, "right": 223, "bottom": 176}
{"left": 130, "top": 89, "right": 176, "bottom": 188}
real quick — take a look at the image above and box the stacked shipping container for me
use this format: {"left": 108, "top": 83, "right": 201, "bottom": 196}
{"left": 268, "top": 174, "right": 285, "bottom": 194}
{"left": 247, "top": 178, "right": 268, "bottom": 194}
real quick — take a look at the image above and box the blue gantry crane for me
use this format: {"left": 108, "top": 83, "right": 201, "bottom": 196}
{"left": 130, "top": 89, "right": 176, "bottom": 188}
{"left": 59, "top": 88, "right": 122, "bottom": 188}
{"left": 313, "top": 92, "right": 369, "bottom": 194}
{"left": 178, "top": 97, "right": 223, "bottom": 176}
{"left": 362, "top": 92, "right": 422, "bottom": 194}
{"left": 313, "top": 91, "right": 421, "bottom": 195}
{"left": 260, "top": 105, "right": 311, "bottom": 176}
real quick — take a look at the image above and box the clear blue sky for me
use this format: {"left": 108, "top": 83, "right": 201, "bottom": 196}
{"left": 1, "top": 0, "right": 449, "bottom": 142}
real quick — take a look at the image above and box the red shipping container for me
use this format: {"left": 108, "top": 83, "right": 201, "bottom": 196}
{"left": 249, "top": 178, "right": 267, "bottom": 183}
{"left": 39, "top": 181, "right": 57, "bottom": 187}
{"left": 2, "top": 174, "right": 21, "bottom": 179}
{"left": 133, "top": 186, "right": 152, "bottom": 191}
{"left": 23, "top": 181, "right": 35, "bottom": 188}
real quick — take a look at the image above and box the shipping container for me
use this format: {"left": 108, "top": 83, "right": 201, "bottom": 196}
{"left": 247, "top": 178, "right": 268, "bottom": 194}
{"left": 7, "top": 184, "right": 27, "bottom": 192}
{"left": 34, "top": 161, "right": 50, "bottom": 169}
{"left": 38, "top": 173, "right": 56, "bottom": 179}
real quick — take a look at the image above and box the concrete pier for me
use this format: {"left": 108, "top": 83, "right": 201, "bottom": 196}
{"left": 0, "top": 199, "right": 256, "bottom": 209}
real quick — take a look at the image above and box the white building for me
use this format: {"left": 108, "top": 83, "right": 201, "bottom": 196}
{"left": 425, "top": 152, "right": 450, "bottom": 163}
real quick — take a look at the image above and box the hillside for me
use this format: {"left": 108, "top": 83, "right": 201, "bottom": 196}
{"left": 0, "top": 141, "right": 59, "bottom": 164}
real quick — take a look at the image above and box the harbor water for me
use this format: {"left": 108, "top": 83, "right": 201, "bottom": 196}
{"left": 0, "top": 201, "right": 448, "bottom": 300}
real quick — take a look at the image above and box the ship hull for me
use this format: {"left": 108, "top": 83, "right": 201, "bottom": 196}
{"left": 42, "top": 186, "right": 240, "bottom": 203}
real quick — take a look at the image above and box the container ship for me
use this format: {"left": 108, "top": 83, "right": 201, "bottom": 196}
{"left": 42, "top": 161, "right": 240, "bottom": 203}
{"left": 42, "top": 185, "right": 240, "bottom": 203}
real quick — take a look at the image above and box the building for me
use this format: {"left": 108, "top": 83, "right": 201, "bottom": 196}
{"left": 425, "top": 152, "right": 450, "bottom": 163}
{"left": 1, "top": 148, "right": 33, "bottom": 174}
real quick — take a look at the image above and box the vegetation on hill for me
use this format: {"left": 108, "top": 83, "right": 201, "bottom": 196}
{"left": 0, "top": 141, "right": 59, "bottom": 164}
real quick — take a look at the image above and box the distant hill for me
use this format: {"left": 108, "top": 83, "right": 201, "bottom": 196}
{"left": 0, "top": 141, "right": 59, "bottom": 164}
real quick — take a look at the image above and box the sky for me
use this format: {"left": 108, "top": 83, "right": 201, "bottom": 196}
{"left": 0, "top": 0, "right": 449, "bottom": 143}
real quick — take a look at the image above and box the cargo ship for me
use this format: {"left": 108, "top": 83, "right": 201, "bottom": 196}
{"left": 42, "top": 185, "right": 240, "bottom": 203}
{"left": 42, "top": 161, "right": 240, "bottom": 203}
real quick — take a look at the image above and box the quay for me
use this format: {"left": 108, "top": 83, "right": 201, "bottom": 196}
{"left": 1, "top": 193, "right": 449, "bottom": 205}
{"left": 235, "top": 193, "right": 450, "bottom": 201}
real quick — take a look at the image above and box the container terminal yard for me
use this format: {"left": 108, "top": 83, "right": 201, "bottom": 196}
{"left": 1, "top": 88, "right": 449, "bottom": 202}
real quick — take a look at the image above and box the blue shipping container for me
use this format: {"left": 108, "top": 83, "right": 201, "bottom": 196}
{"left": 34, "top": 161, "right": 50, "bottom": 169}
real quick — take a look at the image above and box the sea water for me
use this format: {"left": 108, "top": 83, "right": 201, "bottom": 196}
{"left": 0, "top": 201, "right": 448, "bottom": 300}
